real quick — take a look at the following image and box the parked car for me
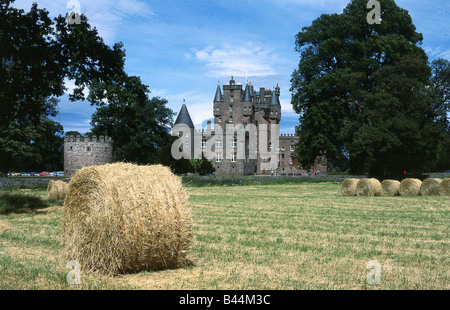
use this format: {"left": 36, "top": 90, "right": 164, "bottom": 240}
{"left": 56, "top": 171, "right": 65, "bottom": 177}
{"left": 39, "top": 171, "right": 52, "bottom": 177}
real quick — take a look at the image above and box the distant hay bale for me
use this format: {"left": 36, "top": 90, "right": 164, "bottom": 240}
{"left": 355, "top": 178, "right": 382, "bottom": 197}
{"left": 420, "top": 178, "right": 442, "bottom": 196}
{"left": 438, "top": 178, "right": 450, "bottom": 196}
{"left": 0, "top": 220, "right": 15, "bottom": 233}
{"left": 62, "top": 163, "right": 192, "bottom": 275}
{"left": 399, "top": 178, "right": 422, "bottom": 196}
{"left": 341, "top": 178, "right": 359, "bottom": 196}
{"left": 47, "top": 180, "right": 68, "bottom": 201}
{"left": 381, "top": 180, "right": 401, "bottom": 196}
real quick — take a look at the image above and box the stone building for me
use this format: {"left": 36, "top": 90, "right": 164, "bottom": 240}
{"left": 174, "top": 77, "right": 327, "bottom": 175}
{"left": 64, "top": 135, "right": 114, "bottom": 177}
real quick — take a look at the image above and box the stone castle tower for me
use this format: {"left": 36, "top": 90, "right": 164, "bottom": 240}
{"left": 64, "top": 135, "right": 114, "bottom": 177}
{"left": 174, "top": 77, "right": 326, "bottom": 175}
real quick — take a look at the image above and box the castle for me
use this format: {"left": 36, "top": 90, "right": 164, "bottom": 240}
{"left": 64, "top": 135, "right": 114, "bottom": 177}
{"left": 174, "top": 77, "right": 327, "bottom": 175}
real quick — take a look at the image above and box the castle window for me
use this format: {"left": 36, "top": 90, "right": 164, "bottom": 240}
{"left": 269, "top": 142, "right": 272, "bottom": 152}
{"left": 229, "top": 105, "right": 233, "bottom": 112}
{"left": 186, "top": 132, "right": 189, "bottom": 138}
{"left": 290, "top": 145, "right": 295, "bottom": 152}
{"left": 86, "top": 146, "right": 91, "bottom": 152}
{"left": 216, "top": 107, "right": 220, "bottom": 111}
{"left": 229, "top": 116, "right": 233, "bottom": 123}
{"left": 216, "top": 139, "right": 222, "bottom": 148}
{"left": 231, "top": 153, "right": 237, "bottom": 162}
{"left": 218, "top": 117, "right": 222, "bottom": 123}
{"left": 70, "top": 146, "right": 73, "bottom": 151}
{"left": 232, "top": 166, "right": 235, "bottom": 173}
{"left": 282, "top": 154, "right": 285, "bottom": 159}
{"left": 230, "top": 96, "right": 234, "bottom": 103}
{"left": 289, "top": 156, "right": 293, "bottom": 165}
{"left": 231, "top": 138, "right": 237, "bottom": 148}
{"left": 202, "top": 140, "right": 206, "bottom": 148}
{"left": 216, "top": 153, "right": 222, "bottom": 162}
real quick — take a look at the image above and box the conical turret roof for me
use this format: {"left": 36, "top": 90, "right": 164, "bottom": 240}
{"left": 270, "top": 88, "right": 280, "bottom": 106}
{"left": 174, "top": 104, "right": 195, "bottom": 128}
{"left": 214, "top": 85, "right": 223, "bottom": 102}
{"left": 242, "top": 83, "right": 252, "bottom": 102}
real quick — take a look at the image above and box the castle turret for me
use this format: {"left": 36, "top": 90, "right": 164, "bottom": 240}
{"left": 242, "top": 83, "right": 253, "bottom": 116}
{"left": 270, "top": 85, "right": 281, "bottom": 120}
{"left": 213, "top": 85, "right": 223, "bottom": 117}
{"left": 174, "top": 103, "right": 195, "bottom": 128}
{"left": 174, "top": 103, "right": 195, "bottom": 159}
{"left": 64, "top": 135, "right": 113, "bottom": 177}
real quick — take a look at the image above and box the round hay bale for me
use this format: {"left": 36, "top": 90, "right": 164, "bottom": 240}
{"left": 0, "top": 220, "right": 15, "bottom": 233}
{"left": 341, "top": 178, "right": 359, "bottom": 196}
{"left": 420, "top": 178, "right": 442, "bottom": 196}
{"left": 381, "top": 179, "right": 401, "bottom": 196}
{"left": 62, "top": 163, "right": 192, "bottom": 275}
{"left": 438, "top": 178, "right": 450, "bottom": 196}
{"left": 47, "top": 180, "right": 68, "bottom": 201}
{"left": 399, "top": 178, "right": 422, "bottom": 196}
{"left": 355, "top": 178, "right": 382, "bottom": 197}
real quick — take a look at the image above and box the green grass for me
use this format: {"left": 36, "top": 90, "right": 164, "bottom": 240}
{"left": 0, "top": 183, "right": 448, "bottom": 290}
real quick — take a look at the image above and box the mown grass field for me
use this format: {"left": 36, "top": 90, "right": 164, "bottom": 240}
{"left": 0, "top": 182, "right": 448, "bottom": 290}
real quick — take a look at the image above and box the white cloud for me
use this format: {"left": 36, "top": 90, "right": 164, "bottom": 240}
{"left": 424, "top": 46, "right": 450, "bottom": 60}
{"left": 12, "top": 0, "right": 154, "bottom": 44}
{"left": 192, "top": 42, "right": 278, "bottom": 78}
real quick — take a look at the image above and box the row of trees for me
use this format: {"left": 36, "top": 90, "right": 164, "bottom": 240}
{"left": 290, "top": 0, "right": 449, "bottom": 176}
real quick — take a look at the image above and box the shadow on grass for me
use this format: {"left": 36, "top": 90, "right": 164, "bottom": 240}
{"left": 0, "top": 192, "right": 51, "bottom": 215}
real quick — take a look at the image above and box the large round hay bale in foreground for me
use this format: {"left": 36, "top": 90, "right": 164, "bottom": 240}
{"left": 47, "top": 180, "right": 68, "bottom": 201}
{"left": 381, "top": 180, "right": 401, "bottom": 196}
{"left": 341, "top": 178, "right": 359, "bottom": 196}
{"left": 355, "top": 178, "right": 382, "bottom": 197}
{"left": 438, "top": 178, "right": 450, "bottom": 196}
{"left": 420, "top": 178, "right": 442, "bottom": 196}
{"left": 399, "top": 178, "right": 422, "bottom": 196}
{"left": 62, "top": 163, "right": 192, "bottom": 275}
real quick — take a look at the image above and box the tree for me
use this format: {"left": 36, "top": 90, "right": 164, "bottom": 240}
{"left": 290, "top": 0, "right": 447, "bottom": 175}
{"left": 90, "top": 74, "right": 174, "bottom": 164}
{"left": 429, "top": 59, "right": 450, "bottom": 171}
{"left": 157, "top": 139, "right": 192, "bottom": 174}
{"left": 0, "top": 1, "right": 127, "bottom": 173}
{"left": 0, "top": 1, "right": 65, "bottom": 173}
{"left": 1, "top": 1, "right": 170, "bottom": 173}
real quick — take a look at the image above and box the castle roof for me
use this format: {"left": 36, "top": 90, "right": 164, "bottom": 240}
{"left": 270, "top": 88, "right": 280, "bottom": 106}
{"left": 214, "top": 85, "right": 223, "bottom": 102}
{"left": 242, "top": 83, "right": 252, "bottom": 102}
{"left": 174, "top": 104, "right": 195, "bottom": 128}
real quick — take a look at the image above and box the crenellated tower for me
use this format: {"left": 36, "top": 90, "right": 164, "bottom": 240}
{"left": 64, "top": 135, "right": 114, "bottom": 177}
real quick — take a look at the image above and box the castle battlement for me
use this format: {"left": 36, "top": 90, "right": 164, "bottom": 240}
{"left": 64, "top": 135, "right": 113, "bottom": 143}
{"left": 64, "top": 135, "right": 114, "bottom": 177}
{"left": 280, "top": 134, "right": 296, "bottom": 138}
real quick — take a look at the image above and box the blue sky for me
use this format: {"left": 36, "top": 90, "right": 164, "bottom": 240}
{"left": 13, "top": 0, "right": 450, "bottom": 134}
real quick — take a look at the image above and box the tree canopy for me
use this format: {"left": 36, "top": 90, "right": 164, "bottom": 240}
{"left": 290, "top": 0, "right": 449, "bottom": 175}
{"left": 0, "top": 0, "right": 173, "bottom": 172}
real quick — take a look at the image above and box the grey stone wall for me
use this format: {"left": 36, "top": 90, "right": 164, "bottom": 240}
{"left": 64, "top": 135, "right": 114, "bottom": 177}
{"left": 0, "top": 177, "right": 69, "bottom": 188}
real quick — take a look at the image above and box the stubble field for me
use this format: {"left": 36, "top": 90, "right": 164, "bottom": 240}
{"left": 0, "top": 182, "right": 448, "bottom": 290}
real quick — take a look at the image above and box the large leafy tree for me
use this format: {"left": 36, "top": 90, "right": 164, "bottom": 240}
{"left": 1, "top": 0, "right": 173, "bottom": 172}
{"left": 429, "top": 59, "right": 450, "bottom": 171}
{"left": 290, "top": 0, "right": 447, "bottom": 175}
{"left": 0, "top": 1, "right": 65, "bottom": 173}
{"left": 90, "top": 75, "right": 174, "bottom": 164}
